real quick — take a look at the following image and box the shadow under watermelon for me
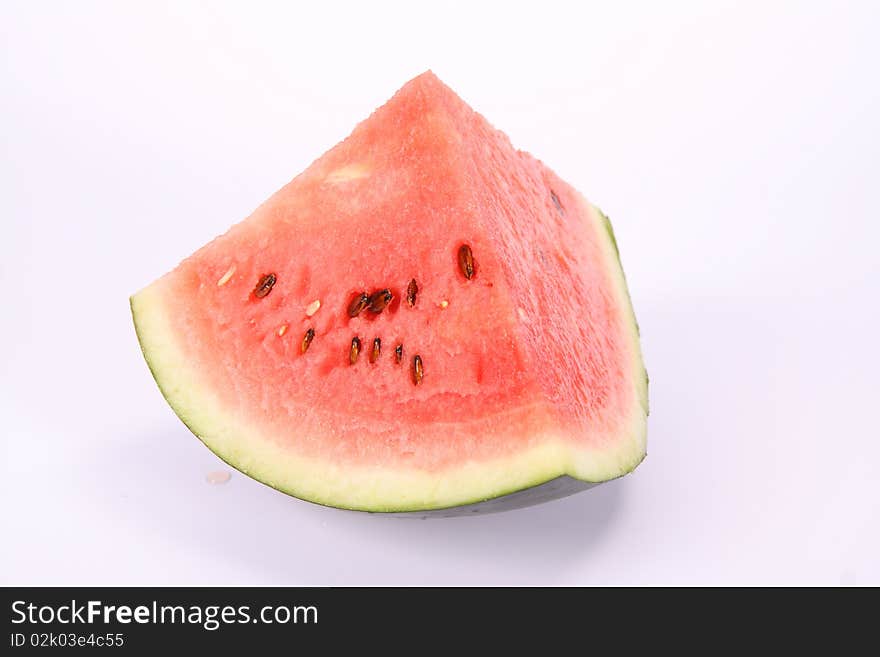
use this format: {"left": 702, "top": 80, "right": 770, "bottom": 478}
{"left": 84, "top": 421, "right": 626, "bottom": 584}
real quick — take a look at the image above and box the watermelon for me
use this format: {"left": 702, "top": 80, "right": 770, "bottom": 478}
{"left": 131, "top": 71, "right": 648, "bottom": 515}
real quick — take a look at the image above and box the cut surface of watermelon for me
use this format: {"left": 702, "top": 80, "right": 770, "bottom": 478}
{"left": 131, "top": 71, "right": 648, "bottom": 513}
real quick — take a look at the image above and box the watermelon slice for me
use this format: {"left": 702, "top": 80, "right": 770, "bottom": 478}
{"left": 131, "top": 72, "right": 648, "bottom": 515}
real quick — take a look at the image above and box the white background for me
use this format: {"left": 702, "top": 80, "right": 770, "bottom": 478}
{"left": 2, "top": 1, "right": 878, "bottom": 585}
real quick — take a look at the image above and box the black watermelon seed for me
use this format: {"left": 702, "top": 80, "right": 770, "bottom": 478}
{"left": 367, "top": 288, "right": 393, "bottom": 313}
{"left": 550, "top": 190, "right": 564, "bottom": 214}
{"left": 457, "top": 245, "right": 474, "bottom": 280}
{"left": 253, "top": 273, "right": 277, "bottom": 298}
{"left": 406, "top": 278, "right": 419, "bottom": 307}
{"left": 370, "top": 337, "right": 381, "bottom": 363}
{"left": 347, "top": 292, "right": 369, "bottom": 318}
{"left": 394, "top": 343, "right": 403, "bottom": 364}
{"left": 301, "top": 328, "right": 315, "bottom": 354}
{"left": 349, "top": 337, "right": 361, "bottom": 365}
{"left": 412, "top": 354, "right": 423, "bottom": 385}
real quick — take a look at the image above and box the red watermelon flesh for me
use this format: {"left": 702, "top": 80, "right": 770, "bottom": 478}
{"left": 131, "top": 72, "right": 648, "bottom": 512}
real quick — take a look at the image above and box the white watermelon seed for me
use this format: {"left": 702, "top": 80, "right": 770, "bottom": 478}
{"left": 305, "top": 299, "right": 321, "bottom": 316}
{"left": 217, "top": 266, "right": 236, "bottom": 286}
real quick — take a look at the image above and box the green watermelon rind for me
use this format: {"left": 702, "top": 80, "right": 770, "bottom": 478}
{"left": 594, "top": 205, "right": 649, "bottom": 416}
{"left": 130, "top": 201, "right": 647, "bottom": 513}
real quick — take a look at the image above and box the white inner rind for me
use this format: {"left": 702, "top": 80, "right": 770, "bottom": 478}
{"left": 130, "top": 202, "right": 647, "bottom": 512}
